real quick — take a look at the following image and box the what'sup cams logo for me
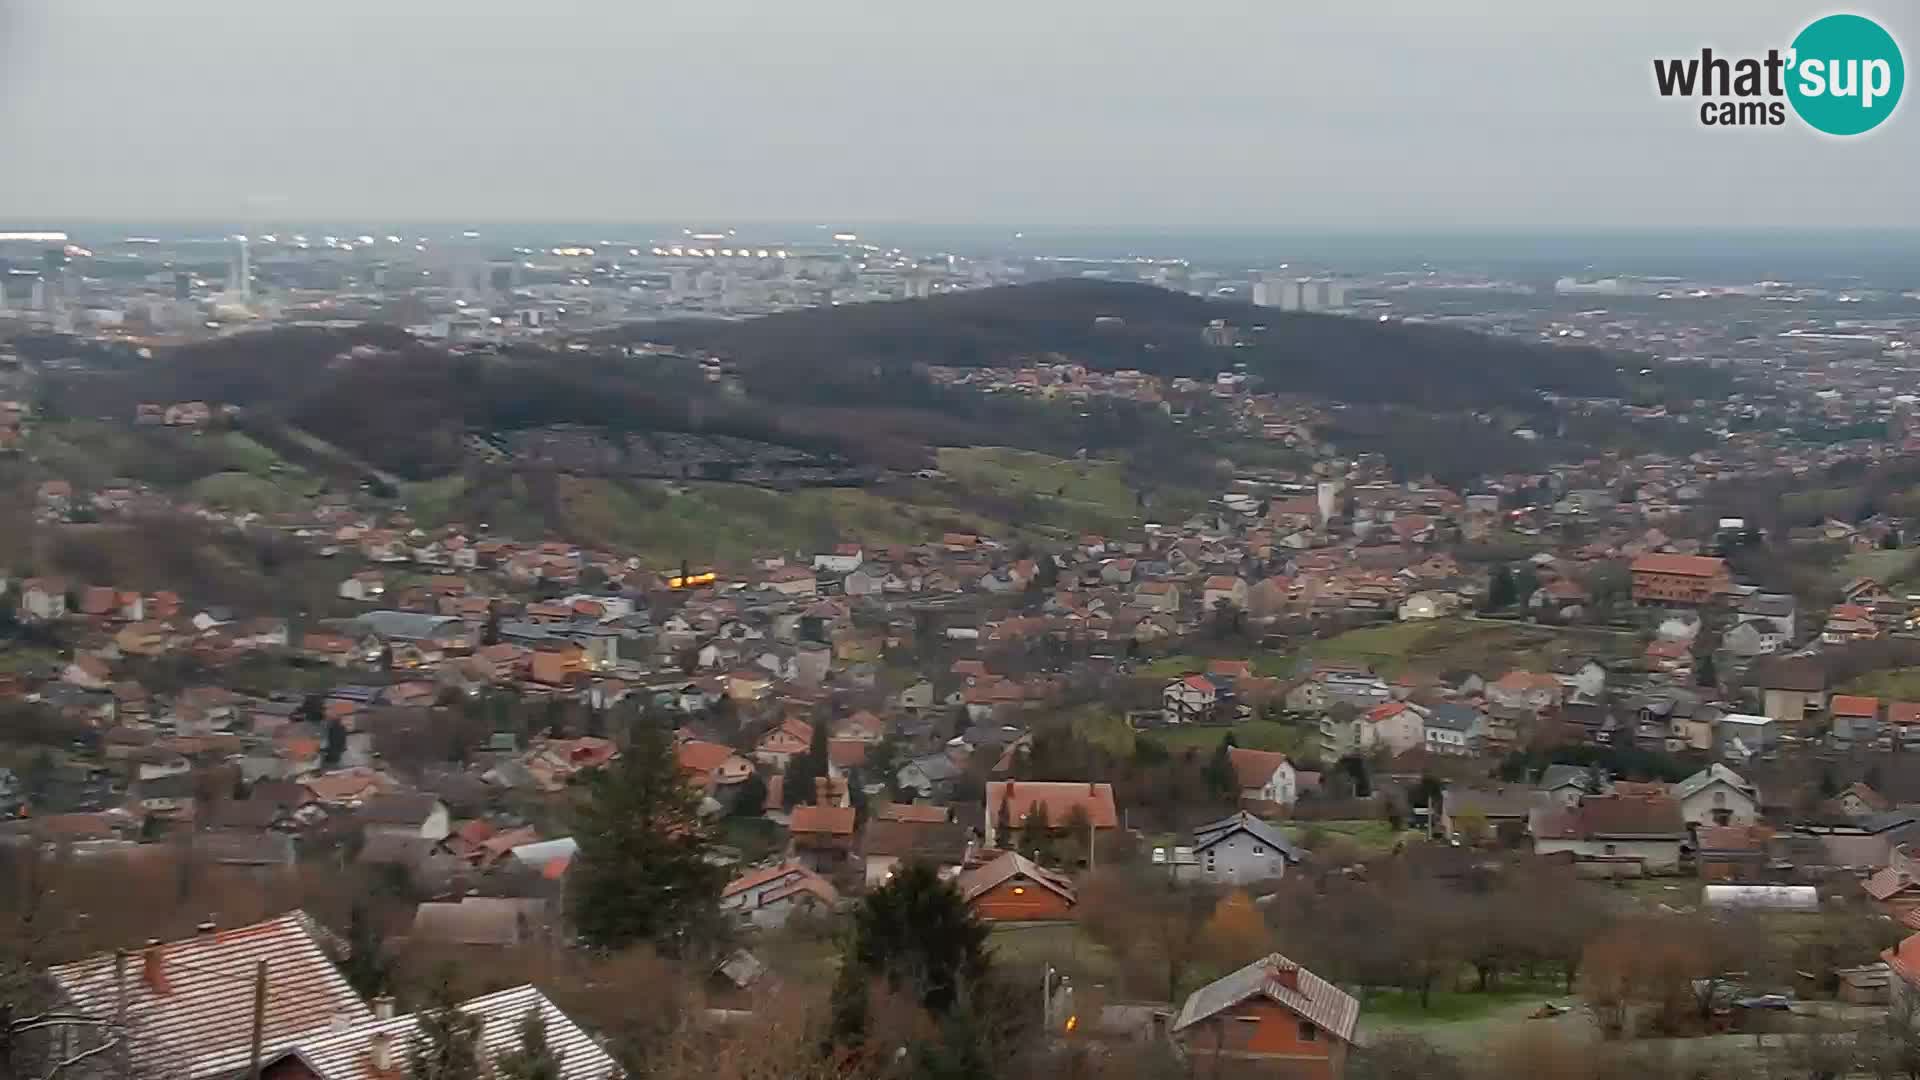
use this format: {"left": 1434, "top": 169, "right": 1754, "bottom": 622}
{"left": 1654, "top": 13, "right": 1903, "bottom": 134}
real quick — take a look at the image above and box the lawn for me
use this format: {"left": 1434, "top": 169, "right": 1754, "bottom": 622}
{"left": 189, "top": 471, "right": 304, "bottom": 513}
{"left": 1153, "top": 720, "right": 1310, "bottom": 755}
{"left": 930, "top": 445, "right": 1203, "bottom": 535}
{"left": 1837, "top": 548, "right": 1912, "bottom": 585}
{"left": 1840, "top": 667, "right": 1920, "bottom": 700}
{"left": 1305, "top": 617, "right": 1636, "bottom": 677}
{"left": 986, "top": 922, "right": 1119, "bottom": 983}
{"left": 1282, "top": 819, "right": 1423, "bottom": 855}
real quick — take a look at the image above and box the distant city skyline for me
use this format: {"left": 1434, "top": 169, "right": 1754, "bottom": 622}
{"left": 2, "top": 1, "right": 1915, "bottom": 228}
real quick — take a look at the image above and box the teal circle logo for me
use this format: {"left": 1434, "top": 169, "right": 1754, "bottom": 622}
{"left": 1787, "top": 14, "right": 1904, "bottom": 135}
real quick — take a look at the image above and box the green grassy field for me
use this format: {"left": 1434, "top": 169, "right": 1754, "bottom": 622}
{"left": 1304, "top": 617, "right": 1635, "bottom": 677}
{"left": 1152, "top": 720, "right": 1311, "bottom": 755}
{"left": 1837, "top": 548, "right": 1912, "bottom": 585}
{"left": 1282, "top": 819, "right": 1424, "bottom": 855}
{"left": 986, "top": 922, "right": 1119, "bottom": 983}
{"left": 1840, "top": 667, "right": 1920, "bottom": 700}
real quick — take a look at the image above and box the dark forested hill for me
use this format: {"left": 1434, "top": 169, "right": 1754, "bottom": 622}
{"left": 620, "top": 278, "right": 1654, "bottom": 412}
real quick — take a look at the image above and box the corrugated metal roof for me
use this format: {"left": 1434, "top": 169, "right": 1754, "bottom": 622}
{"left": 48, "top": 911, "right": 371, "bottom": 1080}
{"left": 1171, "top": 953, "right": 1358, "bottom": 1044}
{"left": 281, "top": 984, "right": 620, "bottom": 1080}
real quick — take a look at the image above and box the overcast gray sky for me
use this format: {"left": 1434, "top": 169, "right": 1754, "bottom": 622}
{"left": 0, "top": 0, "right": 1913, "bottom": 227}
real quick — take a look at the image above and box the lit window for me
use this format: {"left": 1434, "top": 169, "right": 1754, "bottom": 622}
{"left": 1011, "top": 886, "right": 1026, "bottom": 895}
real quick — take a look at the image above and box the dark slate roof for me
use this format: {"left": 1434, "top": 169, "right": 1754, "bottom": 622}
{"left": 1191, "top": 811, "right": 1303, "bottom": 862}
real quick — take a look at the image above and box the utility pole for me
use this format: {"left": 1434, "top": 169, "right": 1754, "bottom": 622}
{"left": 113, "top": 949, "right": 129, "bottom": 1078}
{"left": 249, "top": 959, "right": 268, "bottom": 1080}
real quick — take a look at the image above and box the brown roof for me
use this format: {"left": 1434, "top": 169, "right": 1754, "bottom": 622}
{"left": 877, "top": 802, "right": 952, "bottom": 824}
{"left": 1867, "top": 866, "right": 1917, "bottom": 901}
{"left": 677, "top": 739, "right": 743, "bottom": 773}
{"left": 789, "top": 804, "right": 857, "bottom": 837}
{"left": 1832, "top": 695, "right": 1882, "bottom": 718}
{"left": 1228, "top": 747, "right": 1290, "bottom": 790}
{"left": 1752, "top": 656, "right": 1826, "bottom": 693}
{"left": 956, "top": 850, "right": 1076, "bottom": 905}
{"left": 861, "top": 819, "right": 971, "bottom": 861}
{"left": 1630, "top": 553, "right": 1729, "bottom": 578}
{"left": 47, "top": 912, "right": 370, "bottom": 1078}
{"left": 410, "top": 897, "right": 547, "bottom": 947}
{"left": 986, "top": 781, "right": 1119, "bottom": 830}
{"left": 1540, "top": 795, "right": 1686, "bottom": 839}
{"left": 828, "top": 739, "right": 870, "bottom": 768}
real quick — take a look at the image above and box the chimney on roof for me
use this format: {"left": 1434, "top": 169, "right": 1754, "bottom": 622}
{"left": 373, "top": 995, "right": 395, "bottom": 1020}
{"left": 1088, "top": 782, "right": 1097, "bottom": 796}
{"left": 369, "top": 1030, "right": 396, "bottom": 1072}
{"left": 815, "top": 776, "right": 832, "bottom": 806}
{"left": 141, "top": 939, "right": 169, "bottom": 995}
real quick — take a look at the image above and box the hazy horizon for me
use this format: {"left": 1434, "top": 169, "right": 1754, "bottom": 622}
{"left": 3, "top": 1, "right": 1915, "bottom": 228}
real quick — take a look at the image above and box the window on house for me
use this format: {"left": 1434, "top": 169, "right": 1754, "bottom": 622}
{"left": 1603, "top": 844, "right": 1617, "bottom": 856}
{"left": 1712, "top": 809, "right": 1732, "bottom": 826}
{"left": 1713, "top": 791, "right": 1727, "bottom": 807}
{"left": 1299, "top": 1022, "right": 1317, "bottom": 1041}
{"left": 1254, "top": 845, "right": 1266, "bottom": 855}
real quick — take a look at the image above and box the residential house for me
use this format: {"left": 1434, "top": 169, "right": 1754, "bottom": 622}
{"left": 1831, "top": 695, "right": 1884, "bottom": 748}
{"left": 677, "top": 739, "right": 754, "bottom": 793}
{"left": 860, "top": 818, "right": 971, "bottom": 887}
{"left": 19, "top": 578, "right": 67, "bottom": 621}
{"left": 409, "top": 897, "right": 550, "bottom": 948}
{"left": 896, "top": 753, "right": 963, "bottom": 801}
{"left": 1229, "top": 747, "right": 1297, "bottom": 809}
{"left": 1423, "top": 703, "right": 1485, "bottom": 756}
{"left": 1202, "top": 575, "right": 1250, "bottom": 611}
{"left": 1163, "top": 675, "right": 1222, "bottom": 724}
{"left": 1171, "top": 954, "right": 1359, "bottom": 1079}
{"left": 720, "top": 861, "right": 840, "bottom": 929}
{"left": 45, "top": 912, "right": 373, "bottom": 1080}
{"left": 1398, "top": 590, "right": 1456, "bottom": 621}
{"left": 358, "top": 794, "right": 451, "bottom": 842}
{"left": 1697, "top": 825, "right": 1771, "bottom": 882}
{"left": 754, "top": 717, "right": 814, "bottom": 769}
{"left": 1753, "top": 657, "right": 1826, "bottom": 728}
{"left": 1629, "top": 553, "right": 1732, "bottom": 606}
{"left": 1716, "top": 712, "right": 1779, "bottom": 763}
{"left": 788, "top": 795, "right": 858, "bottom": 871}
{"left": 1134, "top": 581, "right": 1181, "bottom": 613}
{"left": 983, "top": 780, "right": 1120, "bottom": 850}
{"left": 1176, "top": 811, "right": 1303, "bottom": 885}
{"left": 958, "top": 850, "right": 1077, "bottom": 921}
{"left": 1736, "top": 592, "right": 1798, "bottom": 642}
{"left": 1531, "top": 794, "right": 1690, "bottom": 873}
{"left": 1487, "top": 670, "right": 1564, "bottom": 715}
{"left": 337, "top": 571, "right": 386, "bottom": 603}
{"left": 1441, "top": 787, "right": 1537, "bottom": 844}
{"left": 255, "top": 985, "right": 618, "bottom": 1080}
{"left": 1672, "top": 764, "right": 1760, "bottom": 828}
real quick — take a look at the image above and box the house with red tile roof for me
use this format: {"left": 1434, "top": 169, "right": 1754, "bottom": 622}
{"left": 983, "top": 780, "right": 1118, "bottom": 850}
{"left": 1228, "top": 747, "right": 1297, "bottom": 808}
{"left": 677, "top": 739, "right": 753, "bottom": 792}
{"left": 958, "top": 851, "right": 1076, "bottom": 922}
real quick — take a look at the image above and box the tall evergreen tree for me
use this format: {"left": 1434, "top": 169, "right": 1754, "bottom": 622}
{"left": 832, "top": 861, "right": 990, "bottom": 1046}
{"left": 339, "top": 901, "right": 392, "bottom": 999}
{"left": 1018, "top": 802, "right": 1052, "bottom": 861}
{"left": 493, "top": 1007, "right": 563, "bottom": 1080}
{"left": 407, "top": 972, "right": 484, "bottom": 1080}
{"left": 568, "top": 722, "right": 727, "bottom": 951}
{"left": 1485, "top": 565, "right": 1517, "bottom": 611}
{"left": 782, "top": 719, "right": 831, "bottom": 809}
{"left": 322, "top": 718, "right": 348, "bottom": 768}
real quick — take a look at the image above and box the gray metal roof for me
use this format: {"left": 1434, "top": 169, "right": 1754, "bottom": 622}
{"left": 1171, "top": 953, "right": 1358, "bottom": 1042}
{"left": 356, "top": 610, "right": 463, "bottom": 642}
{"left": 1191, "top": 811, "right": 1303, "bottom": 862}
